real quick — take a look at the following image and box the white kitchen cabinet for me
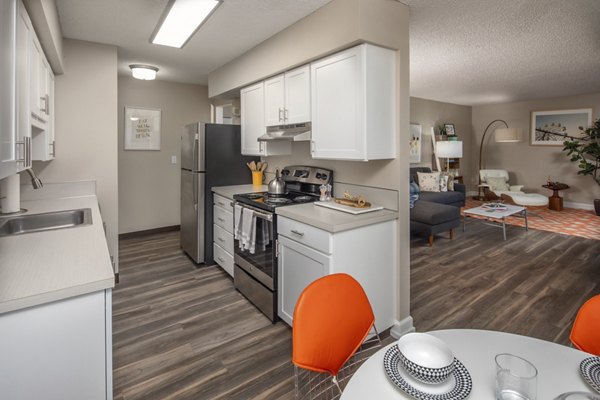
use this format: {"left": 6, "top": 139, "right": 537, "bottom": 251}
{"left": 0, "top": 0, "right": 17, "bottom": 180}
{"left": 0, "top": 290, "right": 113, "bottom": 400}
{"left": 277, "top": 216, "right": 396, "bottom": 332}
{"left": 278, "top": 235, "right": 330, "bottom": 325}
{"left": 264, "top": 65, "right": 311, "bottom": 126}
{"left": 213, "top": 193, "right": 235, "bottom": 277}
{"left": 32, "top": 57, "right": 54, "bottom": 161}
{"left": 310, "top": 44, "right": 397, "bottom": 161}
{"left": 240, "top": 82, "right": 291, "bottom": 156}
{"left": 14, "top": 0, "right": 32, "bottom": 172}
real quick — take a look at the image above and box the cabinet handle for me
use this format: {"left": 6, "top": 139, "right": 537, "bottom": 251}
{"left": 218, "top": 257, "right": 225, "bottom": 262}
{"left": 278, "top": 108, "right": 283, "bottom": 122}
{"left": 45, "top": 94, "right": 50, "bottom": 116}
{"left": 15, "top": 141, "right": 26, "bottom": 164}
{"left": 217, "top": 201, "right": 225, "bottom": 206}
{"left": 291, "top": 229, "right": 304, "bottom": 237}
{"left": 50, "top": 140, "right": 55, "bottom": 157}
{"left": 310, "top": 140, "right": 315, "bottom": 154}
{"left": 217, "top": 217, "right": 225, "bottom": 222}
{"left": 218, "top": 237, "right": 225, "bottom": 242}
{"left": 259, "top": 141, "right": 264, "bottom": 154}
{"left": 284, "top": 108, "right": 288, "bottom": 122}
{"left": 25, "top": 136, "right": 31, "bottom": 167}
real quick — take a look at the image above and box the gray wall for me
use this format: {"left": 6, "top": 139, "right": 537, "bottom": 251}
{"left": 410, "top": 97, "right": 474, "bottom": 188}
{"left": 118, "top": 77, "right": 210, "bottom": 234}
{"left": 472, "top": 92, "right": 600, "bottom": 206}
{"left": 209, "top": 0, "right": 412, "bottom": 327}
{"left": 33, "top": 39, "right": 119, "bottom": 269}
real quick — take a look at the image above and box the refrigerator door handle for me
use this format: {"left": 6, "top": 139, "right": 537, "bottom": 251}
{"left": 192, "top": 172, "right": 197, "bottom": 208}
{"left": 193, "top": 137, "right": 198, "bottom": 172}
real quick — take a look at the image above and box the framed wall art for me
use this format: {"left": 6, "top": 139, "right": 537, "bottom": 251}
{"left": 530, "top": 108, "right": 592, "bottom": 146}
{"left": 444, "top": 123, "right": 456, "bottom": 136}
{"left": 409, "top": 123, "right": 422, "bottom": 163}
{"left": 124, "top": 106, "right": 162, "bottom": 150}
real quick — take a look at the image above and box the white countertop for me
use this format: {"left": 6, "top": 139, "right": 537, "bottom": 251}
{"left": 0, "top": 195, "right": 115, "bottom": 314}
{"left": 212, "top": 184, "right": 267, "bottom": 200}
{"left": 276, "top": 202, "right": 399, "bottom": 233}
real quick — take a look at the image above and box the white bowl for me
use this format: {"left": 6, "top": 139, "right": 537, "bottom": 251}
{"left": 397, "top": 333, "right": 454, "bottom": 383}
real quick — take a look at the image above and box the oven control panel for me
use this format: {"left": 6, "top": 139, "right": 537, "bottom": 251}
{"left": 280, "top": 166, "right": 333, "bottom": 185}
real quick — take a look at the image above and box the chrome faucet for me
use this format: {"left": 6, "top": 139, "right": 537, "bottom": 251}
{"left": 25, "top": 168, "right": 43, "bottom": 189}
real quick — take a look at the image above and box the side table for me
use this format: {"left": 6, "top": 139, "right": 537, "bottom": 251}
{"left": 542, "top": 182, "right": 569, "bottom": 211}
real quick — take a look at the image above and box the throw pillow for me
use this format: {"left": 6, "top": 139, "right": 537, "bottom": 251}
{"left": 441, "top": 172, "right": 455, "bottom": 191}
{"left": 409, "top": 182, "right": 420, "bottom": 208}
{"left": 487, "top": 176, "right": 509, "bottom": 192}
{"left": 439, "top": 175, "right": 449, "bottom": 192}
{"left": 417, "top": 172, "right": 441, "bottom": 192}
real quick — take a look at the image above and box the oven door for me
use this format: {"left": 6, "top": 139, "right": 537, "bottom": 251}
{"left": 233, "top": 203, "right": 275, "bottom": 290}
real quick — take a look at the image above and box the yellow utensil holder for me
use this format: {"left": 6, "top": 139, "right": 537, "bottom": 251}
{"left": 252, "top": 171, "right": 263, "bottom": 186}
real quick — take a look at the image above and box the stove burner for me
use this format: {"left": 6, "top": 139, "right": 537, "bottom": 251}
{"left": 293, "top": 195, "right": 315, "bottom": 203}
{"left": 246, "top": 193, "right": 264, "bottom": 200}
{"left": 266, "top": 197, "right": 292, "bottom": 205}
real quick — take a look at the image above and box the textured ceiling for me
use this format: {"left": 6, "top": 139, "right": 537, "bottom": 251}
{"left": 56, "top": 0, "right": 332, "bottom": 85}
{"left": 405, "top": 0, "right": 600, "bottom": 105}
{"left": 56, "top": 0, "right": 600, "bottom": 105}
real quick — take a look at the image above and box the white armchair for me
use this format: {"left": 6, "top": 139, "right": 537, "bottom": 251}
{"left": 479, "top": 169, "right": 524, "bottom": 199}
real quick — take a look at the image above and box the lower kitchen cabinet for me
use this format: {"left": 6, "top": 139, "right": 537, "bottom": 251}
{"left": 213, "top": 193, "right": 234, "bottom": 277}
{"left": 277, "top": 216, "right": 397, "bottom": 332}
{"left": 0, "top": 289, "right": 112, "bottom": 400}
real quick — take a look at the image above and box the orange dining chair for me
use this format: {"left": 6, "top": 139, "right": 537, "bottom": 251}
{"left": 570, "top": 294, "right": 600, "bottom": 356}
{"left": 292, "top": 273, "right": 381, "bottom": 399}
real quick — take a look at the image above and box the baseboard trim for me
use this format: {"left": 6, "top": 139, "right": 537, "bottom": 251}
{"left": 390, "top": 316, "right": 415, "bottom": 339}
{"left": 119, "top": 225, "right": 180, "bottom": 239}
{"left": 564, "top": 201, "right": 595, "bottom": 211}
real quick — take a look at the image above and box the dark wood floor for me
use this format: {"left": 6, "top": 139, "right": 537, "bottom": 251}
{"left": 113, "top": 224, "right": 600, "bottom": 399}
{"left": 411, "top": 219, "right": 600, "bottom": 345}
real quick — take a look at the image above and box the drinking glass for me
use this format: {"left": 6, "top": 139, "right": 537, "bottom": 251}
{"left": 495, "top": 353, "right": 538, "bottom": 400}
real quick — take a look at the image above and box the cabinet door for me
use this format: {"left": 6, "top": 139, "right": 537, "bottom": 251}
{"left": 310, "top": 46, "right": 365, "bottom": 160}
{"left": 240, "top": 82, "right": 265, "bottom": 156}
{"left": 277, "top": 235, "right": 330, "bottom": 326}
{"left": 264, "top": 74, "right": 284, "bottom": 127}
{"left": 284, "top": 65, "right": 310, "bottom": 124}
{"left": 0, "top": 0, "right": 17, "bottom": 180}
{"left": 15, "top": 1, "right": 31, "bottom": 172}
{"left": 29, "top": 37, "right": 42, "bottom": 120}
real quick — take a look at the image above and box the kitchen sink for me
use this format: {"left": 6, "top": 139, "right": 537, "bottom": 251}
{"left": 0, "top": 208, "right": 93, "bottom": 237}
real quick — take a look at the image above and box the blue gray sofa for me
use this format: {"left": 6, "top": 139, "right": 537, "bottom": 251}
{"left": 410, "top": 167, "right": 466, "bottom": 246}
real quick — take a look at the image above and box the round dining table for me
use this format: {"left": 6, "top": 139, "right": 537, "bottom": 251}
{"left": 341, "top": 329, "right": 596, "bottom": 399}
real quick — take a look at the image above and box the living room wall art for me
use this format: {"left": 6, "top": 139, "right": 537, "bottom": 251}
{"left": 409, "top": 123, "right": 422, "bottom": 163}
{"left": 530, "top": 108, "right": 593, "bottom": 146}
{"left": 124, "top": 106, "right": 162, "bottom": 150}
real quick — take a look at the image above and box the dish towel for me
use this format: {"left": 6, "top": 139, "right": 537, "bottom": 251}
{"left": 234, "top": 204, "right": 243, "bottom": 240}
{"left": 240, "top": 208, "right": 256, "bottom": 253}
{"left": 256, "top": 218, "right": 270, "bottom": 252}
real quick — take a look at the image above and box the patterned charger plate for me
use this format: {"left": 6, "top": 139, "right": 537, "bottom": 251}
{"left": 383, "top": 345, "right": 472, "bottom": 400}
{"left": 580, "top": 357, "right": 600, "bottom": 394}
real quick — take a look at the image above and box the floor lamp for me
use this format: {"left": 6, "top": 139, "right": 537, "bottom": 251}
{"left": 436, "top": 140, "right": 463, "bottom": 173}
{"left": 477, "top": 119, "right": 521, "bottom": 199}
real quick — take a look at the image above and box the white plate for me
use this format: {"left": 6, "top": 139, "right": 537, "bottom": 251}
{"left": 581, "top": 357, "right": 600, "bottom": 394}
{"left": 383, "top": 345, "right": 472, "bottom": 400}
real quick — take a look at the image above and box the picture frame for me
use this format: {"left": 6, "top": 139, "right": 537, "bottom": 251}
{"left": 444, "top": 124, "right": 456, "bottom": 136}
{"left": 530, "top": 108, "right": 593, "bottom": 146}
{"left": 124, "top": 106, "right": 161, "bottom": 150}
{"left": 409, "top": 123, "right": 422, "bottom": 163}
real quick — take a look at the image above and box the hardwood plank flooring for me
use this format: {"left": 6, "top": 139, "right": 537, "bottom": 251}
{"left": 411, "top": 220, "right": 600, "bottom": 345}
{"left": 114, "top": 224, "right": 599, "bottom": 399}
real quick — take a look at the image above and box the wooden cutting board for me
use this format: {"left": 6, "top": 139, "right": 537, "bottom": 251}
{"left": 314, "top": 201, "right": 384, "bottom": 215}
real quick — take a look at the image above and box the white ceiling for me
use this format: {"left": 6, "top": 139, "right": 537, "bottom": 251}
{"left": 56, "top": 0, "right": 600, "bottom": 105}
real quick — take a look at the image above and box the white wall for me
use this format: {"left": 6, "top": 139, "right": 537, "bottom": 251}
{"left": 118, "top": 77, "right": 210, "bottom": 234}
{"left": 472, "top": 92, "right": 600, "bottom": 205}
{"left": 32, "top": 39, "right": 119, "bottom": 270}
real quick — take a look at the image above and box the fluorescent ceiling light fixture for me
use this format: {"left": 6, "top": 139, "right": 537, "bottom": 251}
{"left": 151, "top": 0, "right": 222, "bottom": 48}
{"left": 129, "top": 64, "right": 159, "bottom": 80}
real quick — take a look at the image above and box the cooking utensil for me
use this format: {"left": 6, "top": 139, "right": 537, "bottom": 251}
{"left": 268, "top": 169, "right": 286, "bottom": 195}
{"left": 249, "top": 161, "right": 257, "bottom": 171}
{"left": 260, "top": 162, "right": 268, "bottom": 172}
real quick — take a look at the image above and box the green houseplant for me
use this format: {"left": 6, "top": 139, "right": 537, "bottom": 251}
{"left": 562, "top": 118, "right": 600, "bottom": 215}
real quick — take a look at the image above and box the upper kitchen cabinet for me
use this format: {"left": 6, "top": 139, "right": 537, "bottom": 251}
{"left": 240, "top": 82, "right": 291, "bottom": 156}
{"left": 264, "top": 65, "right": 310, "bottom": 126}
{"left": 15, "top": 0, "right": 33, "bottom": 172}
{"left": 310, "top": 44, "right": 397, "bottom": 161}
{"left": 0, "top": 0, "right": 17, "bottom": 180}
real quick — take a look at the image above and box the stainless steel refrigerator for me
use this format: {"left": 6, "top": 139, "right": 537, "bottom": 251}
{"left": 180, "top": 123, "right": 258, "bottom": 264}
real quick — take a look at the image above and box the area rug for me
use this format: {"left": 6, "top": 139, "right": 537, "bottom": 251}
{"left": 463, "top": 198, "right": 600, "bottom": 241}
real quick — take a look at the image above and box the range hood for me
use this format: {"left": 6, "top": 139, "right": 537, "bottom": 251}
{"left": 258, "top": 122, "right": 311, "bottom": 142}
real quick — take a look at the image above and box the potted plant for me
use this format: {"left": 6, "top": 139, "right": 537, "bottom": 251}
{"left": 562, "top": 118, "right": 600, "bottom": 215}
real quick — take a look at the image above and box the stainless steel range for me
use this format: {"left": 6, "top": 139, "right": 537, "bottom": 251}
{"left": 233, "top": 165, "right": 333, "bottom": 322}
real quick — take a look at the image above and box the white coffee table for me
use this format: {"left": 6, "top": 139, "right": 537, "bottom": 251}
{"left": 463, "top": 204, "right": 527, "bottom": 240}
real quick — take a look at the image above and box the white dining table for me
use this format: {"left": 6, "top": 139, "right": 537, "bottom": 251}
{"left": 341, "top": 329, "right": 596, "bottom": 400}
